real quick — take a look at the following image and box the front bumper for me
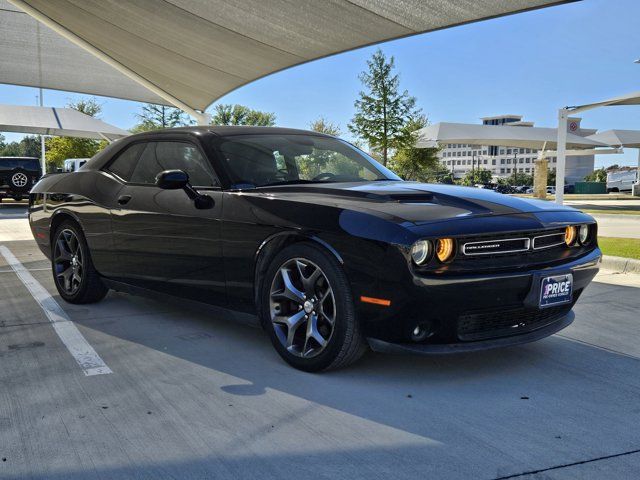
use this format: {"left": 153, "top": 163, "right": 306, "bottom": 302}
{"left": 363, "top": 248, "right": 601, "bottom": 351}
{"left": 368, "top": 311, "right": 574, "bottom": 354}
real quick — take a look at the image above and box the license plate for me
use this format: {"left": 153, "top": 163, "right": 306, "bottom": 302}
{"left": 539, "top": 274, "right": 573, "bottom": 308}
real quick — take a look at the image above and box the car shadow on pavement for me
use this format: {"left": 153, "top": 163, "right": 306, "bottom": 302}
{"left": 65, "top": 285, "right": 640, "bottom": 439}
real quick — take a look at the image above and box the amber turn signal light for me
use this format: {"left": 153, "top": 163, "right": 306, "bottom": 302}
{"left": 360, "top": 296, "right": 391, "bottom": 307}
{"left": 565, "top": 226, "right": 577, "bottom": 246}
{"left": 436, "top": 238, "right": 455, "bottom": 262}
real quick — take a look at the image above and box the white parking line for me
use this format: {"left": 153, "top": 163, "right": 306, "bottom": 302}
{"left": 0, "top": 246, "right": 112, "bottom": 376}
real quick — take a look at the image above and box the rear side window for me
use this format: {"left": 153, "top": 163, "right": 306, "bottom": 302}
{"left": 107, "top": 143, "right": 146, "bottom": 181}
{"left": 129, "top": 142, "right": 218, "bottom": 187}
{"left": 19, "top": 159, "right": 39, "bottom": 170}
{"left": 0, "top": 159, "right": 39, "bottom": 170}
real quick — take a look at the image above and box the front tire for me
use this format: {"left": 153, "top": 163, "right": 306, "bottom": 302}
{"left": 52, "top": 221, "right": 108, "bottom": 304}
{"left": 260, "top": 242, "right": 367, "bottom": 372}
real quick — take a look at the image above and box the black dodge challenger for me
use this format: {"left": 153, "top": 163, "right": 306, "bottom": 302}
{"left": 28, "top": 126, "right": 601, "bottom": 371}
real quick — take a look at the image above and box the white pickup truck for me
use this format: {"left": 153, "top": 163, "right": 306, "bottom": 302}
{"left": 607, "top": 169, "right": 638, "bottom": 193}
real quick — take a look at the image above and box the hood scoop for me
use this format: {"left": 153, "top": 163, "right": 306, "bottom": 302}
{"left": 386, "top": 193, "right": 435, "bottom": 204}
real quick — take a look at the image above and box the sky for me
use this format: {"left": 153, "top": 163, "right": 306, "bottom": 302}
{"left": 1, "top": 0, "right": 639, "bottom": 168}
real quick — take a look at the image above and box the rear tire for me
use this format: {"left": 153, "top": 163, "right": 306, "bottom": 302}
{"left": 52, "top": 221, "right": 109, "bottom": 304}
{"left": 260, "top": 242, "right": 367, "bottom": 372}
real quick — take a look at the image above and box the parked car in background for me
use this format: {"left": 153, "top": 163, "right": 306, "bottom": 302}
{"left": 29, "top": 126, "right": 600, "bottom": 371}
{"left": 494, "top": 184, "right": 515, "bottom": 194}
{"left": 607, "top": 169, "right": 637, "bottom": 193}
{"left": 63, "top": 158, "right": 90, "bottom": 173}
{"left": 0, "top": 156, "right": 41, "bottom": 201}
{"left": 546, "top": 186, "right": 556, "bottom": 195}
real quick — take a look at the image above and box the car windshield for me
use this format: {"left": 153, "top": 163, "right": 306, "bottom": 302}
{"left": 212, "top": 134, "right": 401, "bottom": 188}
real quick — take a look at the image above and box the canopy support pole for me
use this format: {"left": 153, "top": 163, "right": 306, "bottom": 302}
{"left": 39, "top": 87, "right": 45, "bottom": 174}
{"left": 555, "top": 109, "right": 568, "bottom": 204}
{"left": 8, "top": 0, "right": 208, "bottom": 125}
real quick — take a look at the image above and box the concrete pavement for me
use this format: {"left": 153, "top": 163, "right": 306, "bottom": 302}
{"left": 589, "top": 214, "right": 640, "bottom": 239}
{"left": 1, "top": 209, "right": 640, "bottom": 479}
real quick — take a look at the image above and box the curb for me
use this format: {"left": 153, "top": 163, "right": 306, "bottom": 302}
{"left": 601, "top": 255, "right": 640, "bottom": 274}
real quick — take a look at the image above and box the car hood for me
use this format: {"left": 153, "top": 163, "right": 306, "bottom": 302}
{"left": 256, "top": 181, "right": 577, "bottom": 226}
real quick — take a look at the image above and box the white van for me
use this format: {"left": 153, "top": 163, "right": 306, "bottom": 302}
{"left": 63, "top": 158, "right": 90, "bottom": 173}
{"left": 607, "top": 169, "right": 638, "bottom": 193}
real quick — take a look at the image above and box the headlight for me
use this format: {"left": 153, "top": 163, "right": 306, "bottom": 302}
{"left": 436, "top": 238, "right": 455, "bottom": 262}
{"left": 410, "top": 240, "right": 432, "bottom": 265}
{"left": 578, "top": 224, "right": 591, "bottom": 245}
{"left": 565, "top": 226, "right": 577, "bottom": 246}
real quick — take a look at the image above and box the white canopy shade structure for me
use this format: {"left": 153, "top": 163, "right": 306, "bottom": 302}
{"left": 1, "top": 0, "right": 574, "bottom": 123}
{"left": 556, "top": 91, "right": 640, "bottom": 203}
{"left": 586, "top": 129, "right": 640, "bottom": 148}
{"left": 0, "top": 104, "right": 130, "bottom": 141}
{"left": 415, "top": 122, "right": 607, "bottom": 150}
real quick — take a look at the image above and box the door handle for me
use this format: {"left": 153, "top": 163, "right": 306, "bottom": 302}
{"left": 117, "top": 194, "right": 132, "bottom": 205}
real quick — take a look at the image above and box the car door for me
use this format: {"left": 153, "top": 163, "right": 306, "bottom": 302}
{"left": 105, "top": 138, "right": 226, "bottom": 305}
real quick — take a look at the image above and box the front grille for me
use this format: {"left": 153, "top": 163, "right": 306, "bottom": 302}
{"left": 533, "top": 232, "right": 566, "bottom": 250}
{"left": 460, "top": 229, "right": 566, "bottom": 257}
{"left": 462, "top": 237, "right": 530, "bottom": 255}
{"left": 456, "top": 292, "right": 580, "bottom": 341}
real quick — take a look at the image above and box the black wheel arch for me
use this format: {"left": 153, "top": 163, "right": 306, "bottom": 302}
{"left": 253, "top": 232, "right": 344, "bottom": 307}
{"left": 50, "top": 210, "right": 83, "bottom": 247}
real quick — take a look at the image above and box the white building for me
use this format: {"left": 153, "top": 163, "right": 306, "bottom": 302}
{"left": 437, "top": 115, "right": 596, "bottom": 183}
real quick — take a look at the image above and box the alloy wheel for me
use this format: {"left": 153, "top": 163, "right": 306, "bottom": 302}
{"left": 269, "top": 258, "right": 336, "bottom": 358}
{"left": 53, "top": 229, "right": 83, "bottom": 295}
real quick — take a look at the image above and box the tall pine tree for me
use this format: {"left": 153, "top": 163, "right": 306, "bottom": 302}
{"left": 349, "top": 49, "right": 419, "bottom": 165}
{"left": 133, "top": 104, "right": 192, "bottom": 132}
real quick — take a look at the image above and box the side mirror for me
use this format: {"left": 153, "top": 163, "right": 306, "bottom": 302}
{"left": 156, "top": 169, "right": 189, "bottom": 190}
{"left": 155, "top": 169, "right": 214, "bottom": 210}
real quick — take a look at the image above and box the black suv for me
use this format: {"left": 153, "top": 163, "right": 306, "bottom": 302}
{"left": 0, "top": 157, "right": 42, "bottom": 201}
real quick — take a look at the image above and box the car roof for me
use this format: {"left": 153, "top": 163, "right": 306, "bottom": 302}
{"left": 0, "top": 156, "right": 39, "bottom": 160}
{"left": 130, "top": 125, "right": 335, "bottom": 138}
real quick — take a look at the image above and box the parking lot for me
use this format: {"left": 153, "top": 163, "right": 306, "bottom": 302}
{"left": 1, "top": 202, "right": 640, "bottom": 479}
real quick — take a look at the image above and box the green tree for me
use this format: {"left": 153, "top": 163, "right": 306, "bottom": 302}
{"left": 45, "top": 99, "right": 107, "bottom": 171}
{"left": 211, "top": 104, "right": 276, "bottom": 126}
{"left": 507, "top": 171, "right": 533, "bottom": 186}
{"left": 462, "top": 168, "right": 493, "bottom": 186}
{"left": 584, "top": 167, "right": 607, "bottom": 182}
{"left": 348, "top": 49, "right": 419, "bottom": 166}
{"left": 132, "top": 104, "right": 192, "bottom": 132}
{"left": 0, "top": 135, "right": 41, "bottom": 157}
{"left": 547, "top": 168, "right": 556, "bottom": 186}
{"left": 388, "top": 115, "right": 440, "bottom": 181}
{"left": 309, "top": 117, "right": 341, "bottom": 136}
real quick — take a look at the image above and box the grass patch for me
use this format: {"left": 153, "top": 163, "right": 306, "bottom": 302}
{"left": 598, "top": 237, "right": 640, "bottom": 260}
